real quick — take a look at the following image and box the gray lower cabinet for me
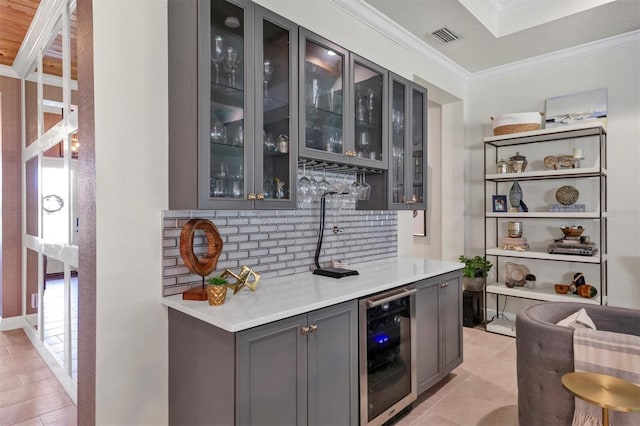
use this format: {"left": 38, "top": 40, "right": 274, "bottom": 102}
{"left": 168, "top": 300, "right": 358, "bottom": 426}
{"left": 415, "top": 271, "right": 463, "bottom": 394}
{"left": 237, "top": 300, "right": 358, "bottom": 426}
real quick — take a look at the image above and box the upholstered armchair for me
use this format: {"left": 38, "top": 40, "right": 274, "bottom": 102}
{"left": 516, "top": 302, "right": 640, "bottom": 426}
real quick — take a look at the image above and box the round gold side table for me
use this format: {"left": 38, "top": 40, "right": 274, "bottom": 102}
{"left": 562, "top": 372, "right": 640, "bottom": 425}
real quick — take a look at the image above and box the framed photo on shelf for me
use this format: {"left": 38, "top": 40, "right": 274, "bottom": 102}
{"left": 492, "top": 195, "right": 507, "bottom": 212}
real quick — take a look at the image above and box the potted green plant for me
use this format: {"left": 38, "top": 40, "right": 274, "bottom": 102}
{"left": 206, "top": 274, "right": 229, "bottom": 306}
{"left": 458, "top": 255, "right": 493, "bottom": 292}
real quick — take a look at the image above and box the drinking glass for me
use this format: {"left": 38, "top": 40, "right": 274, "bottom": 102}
{"left": 309, "top": 168, "right": 320, "bottom": 200}
{"left": 263, "top": 59, "right": 274, "bottom": 97}
{"left": 233, "top": 125, "right": 243, "bottom": 146}
{"left": 359, "top": 172, "right": 371, "bottom": 201}
{"left": 350, "top": 172, "right": 361, "bottom": 202}
{"left": 317, "top": 167, "right": 330, "bottom": 196}
{"left": 211, "top": 35, "right": 224, "bottom": 84}
{"left": 223, "top": 47, "right": 240, "bottom": 87}
{"left": 367, "top": 88, "right": 375, "bottom": 123}
{"left": 359, "top": 131, "right": 370, "bottom": 156}
{"left": 298, "top": 162, "right": 312, "bottom": 206}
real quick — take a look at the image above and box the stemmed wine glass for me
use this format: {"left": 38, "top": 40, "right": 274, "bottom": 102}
{"left": 309, "top": 168, "right": 319, "bottom": 201}
{"left": 358, "top": 172, "right": 371, "bottom": 201}
{"left": 317, "top": 167, "right": 330, "bottom": 197}
{"left": 223, "top": 47, "right": 240, "bottom": 87}
{"left": 350, "top": 172, "right": 361, "bottom": 203}
{"left": 297, "top": 162, "right": 312, "bottom": 207}
{"left": 263, "top": 59, "right": 274, "bottom": 97}
{"left": 211, "top": 35, "right": 224, "bottom": 84}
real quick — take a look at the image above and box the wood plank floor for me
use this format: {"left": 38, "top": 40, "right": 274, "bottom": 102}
{"left": 0, "top": 329, "right": 76, "bottom": 426}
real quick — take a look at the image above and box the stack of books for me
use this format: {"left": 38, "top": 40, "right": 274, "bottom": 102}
{"left": 549, "top": 204, "right": 586, "bottom": 212}
{"left": 501, "top": 237, "right": 530, "bottom": 251}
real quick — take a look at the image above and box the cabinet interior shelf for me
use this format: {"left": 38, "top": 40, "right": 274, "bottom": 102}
{"left": 486, "top": 248, "right": 603, "bottom": 263}
{"left": 486, "top": 212, "right": 606, "bottom": 219}
{"left": 486, "top": 283, "right": 601, "bottom": 305}
{"left": 486, "top": 166, "right": 605, "bottom": 182}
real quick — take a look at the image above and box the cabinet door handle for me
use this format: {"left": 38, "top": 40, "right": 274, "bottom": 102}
{"left": 301, "top": 326, "right": 311, "bottom": 335}
{"left": 256, "top": 193, "right": 265, "bottom": 200}
{"left": 248, "top": 193, "right": 256, "bottom": 200}
{"left": 309, "top": 324, "right": 318, "bottom": 333}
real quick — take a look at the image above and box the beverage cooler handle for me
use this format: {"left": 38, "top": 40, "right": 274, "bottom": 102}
{"left": 366, "top": 287, "right": 416, "bottom": 308}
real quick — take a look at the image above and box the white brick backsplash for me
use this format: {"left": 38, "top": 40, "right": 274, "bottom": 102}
{"left": 161, "top": 208, "right": 397, "bottom": 296}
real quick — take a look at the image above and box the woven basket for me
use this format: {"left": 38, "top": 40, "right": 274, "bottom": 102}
{"left": 492, "top": 112, "right": 542, "bottom": 136}
{"left": 493, "top": 123, "right": 541, "bottom": 136}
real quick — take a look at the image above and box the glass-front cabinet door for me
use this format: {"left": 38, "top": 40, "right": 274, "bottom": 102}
{"left": 349, "top": 55, "right": 387, "bottom": 168}
{"left": 388, "top": 73, "right": 427, "bottom": 210}
{"left": 198, "top": 0, "right": 297, "bottom": 209}
{"left": 411, "top": 86, "right": 427, "bottom": 208}
{"left": 299, "top": 29, "right": 349, "bottom": 164}
{"left": 254, "top": 7, "right": 298, "bottom": 208}
{"left": 201, "top": 0, "right": 254, "bottom": 209}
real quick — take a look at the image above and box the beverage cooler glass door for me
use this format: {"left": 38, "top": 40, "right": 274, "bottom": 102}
{"left": 206, "top": 0, "right": 252, "bottom": 206}
{"left": 360, "top": 287, "right": 417, "bottom": 426}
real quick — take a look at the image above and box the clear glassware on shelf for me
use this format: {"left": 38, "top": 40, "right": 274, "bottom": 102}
{"left": 223, "top": 46, "right": 240, "bottom": 87}
{"left": 263, "top": 59, "right": 274, "bottom": 97}
{"left": 367, "top": 88, "right": 375, "bottom": 123}
{"left": 211, "top": 35, "right": 224, "bottom": 84}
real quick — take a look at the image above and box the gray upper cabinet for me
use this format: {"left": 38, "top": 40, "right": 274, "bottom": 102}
{"left": 299, "top": 29, "right": 350, "bottom": 164}
{"left": 169, "top": 0, "right": 298, "bottom": 210}
{"left": 298, "top": 30, "right": 389, "bottom": 170}
{"left": 388, "top": 73, "right": 427, "bottom": 210}
{"left": 349, "top": 54, "right": 388, "bottom": 169}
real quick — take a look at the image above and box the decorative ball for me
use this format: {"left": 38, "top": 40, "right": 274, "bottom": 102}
{"left": 556, "top": 185, "right": 579, "bottom": 205}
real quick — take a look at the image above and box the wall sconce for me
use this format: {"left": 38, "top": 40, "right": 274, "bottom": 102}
{"left": 71, "top": 133, "right": 79, "bottom": 159}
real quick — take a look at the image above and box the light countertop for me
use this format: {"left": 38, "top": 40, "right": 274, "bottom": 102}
{"left": 162, "top": 256, "right": 463, "bottom": 332}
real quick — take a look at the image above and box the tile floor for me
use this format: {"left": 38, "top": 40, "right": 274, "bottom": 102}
{"left": 0, "top": 329, "right": 76, "bottom": 426}
{"left": 0, "top": 324, "right": 515, "bottom": 426}
{"left": 397, "top": 326, "right": 518, "bottom": 426}
{"left": 41, "top": 278, "right": 78, "bottom": 380}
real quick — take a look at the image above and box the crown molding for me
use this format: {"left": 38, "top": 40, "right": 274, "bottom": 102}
{"left": 0, "top": 64, "right": 19, "bottom": 79}
{"left": 328, "top": 0, "right": 470, "bottom": 83}
{"left": 471, "top": 29, "right": 640, "bottom": 80}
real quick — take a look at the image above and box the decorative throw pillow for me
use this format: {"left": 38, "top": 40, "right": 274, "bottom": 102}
{"left": 556, "top": 308, "right": 597, "bottom": 330}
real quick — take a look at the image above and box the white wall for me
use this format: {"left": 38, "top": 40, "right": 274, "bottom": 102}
{"left": 93, "top": 0, "right": 168, "bottom": 424}
{"left": 89, "top": 0, "right": 466, "bottom": 423}
{"left": 466, "top": 41, "right": 640, "bottom": 311}
{"left": 255, "top": 0, "right": 467, "bottom": 102}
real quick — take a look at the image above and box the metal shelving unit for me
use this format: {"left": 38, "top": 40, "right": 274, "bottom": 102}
{"left": 483, "top": 122, "right": 608, "bottom": 336}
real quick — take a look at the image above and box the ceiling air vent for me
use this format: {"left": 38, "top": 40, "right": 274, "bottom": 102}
{"left": 431, "top": 27, "right": 460, "bottom": 44}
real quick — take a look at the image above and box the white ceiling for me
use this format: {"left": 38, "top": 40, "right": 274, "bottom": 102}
{"left": 359, "top": 0, "right": 640, "bottom": 73}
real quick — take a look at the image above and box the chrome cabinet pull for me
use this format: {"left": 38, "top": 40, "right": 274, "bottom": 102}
{"left": 256, "top": 193, "right": 265, "bottom": 200}
{"left": 309, "top": 324, "right": 318, "bottom": 333}
{"left": 248, "top": 193, "right": 256, "bottom": 200}
{"left": 301, "top": 326, "right": 311, "bottom": 335}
